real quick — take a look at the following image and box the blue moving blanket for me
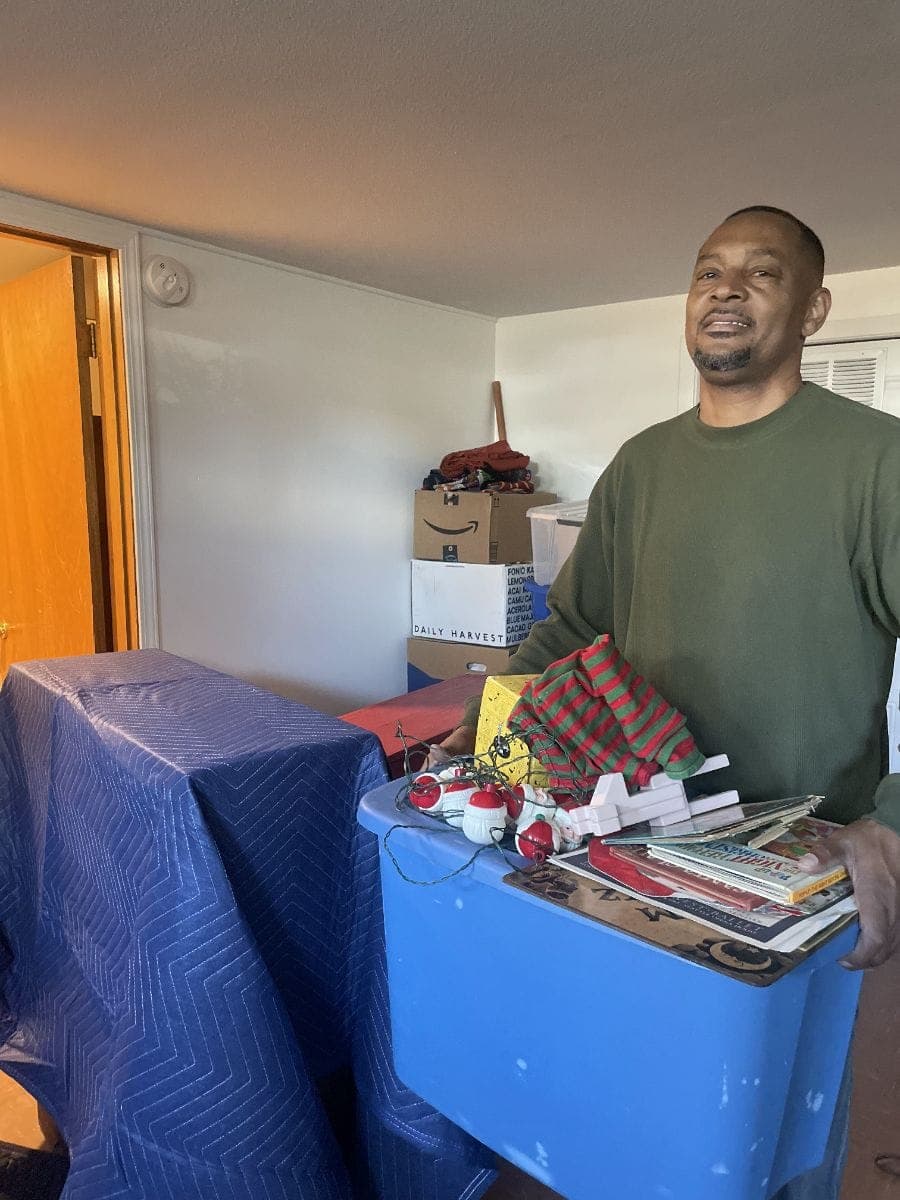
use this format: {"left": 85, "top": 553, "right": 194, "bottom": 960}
{"left": 0, "top": 651, "right": 495, "bottom": 1199}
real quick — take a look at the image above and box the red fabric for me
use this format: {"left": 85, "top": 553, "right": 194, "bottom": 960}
{"left": 439, "top": 440, "right": 530, "bottom": 478}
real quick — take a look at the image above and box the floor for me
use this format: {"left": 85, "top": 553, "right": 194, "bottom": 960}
{"left": 0, "top": 1072, "right": 49, "bottom": 1151}
{"left": 0, "top": 957, "right": 897, "bottom": 1198}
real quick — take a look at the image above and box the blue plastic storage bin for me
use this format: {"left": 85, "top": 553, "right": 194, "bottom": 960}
{"left": 358, "top": 780, "right": 861, "bottom": 1200}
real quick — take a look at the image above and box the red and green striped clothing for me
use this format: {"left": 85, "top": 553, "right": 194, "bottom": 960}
{"left": 507, "top": 634, "right": 704, "bottom": 791}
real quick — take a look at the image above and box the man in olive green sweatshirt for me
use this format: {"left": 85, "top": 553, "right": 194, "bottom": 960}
{"left": 444, "top": 205, "right": 900, "bottom": 975}
{"left": 439, "top": 205, "right": 900, "bottom": 1196}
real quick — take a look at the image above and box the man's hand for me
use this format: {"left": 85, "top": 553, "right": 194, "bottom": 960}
{"left": 425, "top": 724, "right": 476, "bottom": 770}
{"left": 798, "top": 818, "right": 900, "bottom": 969}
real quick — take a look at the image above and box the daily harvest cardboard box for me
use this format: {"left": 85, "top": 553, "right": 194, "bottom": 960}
{"left": 474, "top": 674, "right": 548, "bottom": 786}
{"left": 407, "top": 637, "right": 521, "bottom": 691}
{"left": 413, "top": 490, "right": 556, "bottom": 564}
{"left": 411, "top": 561, "right": 535, "bottom": 647}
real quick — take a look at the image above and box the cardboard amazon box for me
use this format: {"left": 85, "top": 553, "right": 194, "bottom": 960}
{"left": 411, "top": 560, "right": 536, "bottom": 647}
{"left": 406, "top": 637, "right": 521, "bottom": 692}
{"left": 474, "top": 674, "right": 549, "bottom": 786}
{"left": 413, "top": 489, "right": 556, "bottom": 564}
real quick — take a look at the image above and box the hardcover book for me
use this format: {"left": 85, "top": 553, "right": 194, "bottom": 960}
{"left": 647, "top": 840, "right": 847, "bottom": 904}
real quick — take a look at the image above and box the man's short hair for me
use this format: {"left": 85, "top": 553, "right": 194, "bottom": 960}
{"left": 725, "top": 205, "right": 825, "bottom": 284}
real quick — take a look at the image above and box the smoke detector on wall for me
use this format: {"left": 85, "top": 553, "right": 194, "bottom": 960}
{"left": 142, "top": 256, "right": 191, "bottom": 306}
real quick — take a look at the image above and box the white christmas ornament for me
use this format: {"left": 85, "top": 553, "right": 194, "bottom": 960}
{"left": 551, "top": 807, "right": 584, "bottom": 852}
{"left": 516, "top": 787, "right": 557, "bottom": 827}
{"left": 462, "top": 789, "right": 509, "bottom": 845}
{"left": 439, "top": 779, "right": 478, "bottom": 828}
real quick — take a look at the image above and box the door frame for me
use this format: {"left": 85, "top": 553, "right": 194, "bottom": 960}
{"left": 0, "top": 188, "right": 158, "bottom": 646}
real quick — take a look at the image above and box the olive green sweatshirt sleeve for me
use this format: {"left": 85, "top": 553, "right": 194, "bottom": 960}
{"left": 861, "top": 440, "right": 900, "bottom": 835}
{"left": 872, "top": 776, "right": 900, "bottom": 835}
{"left": 460, "top": 465, "right": 618, "bottom": 730}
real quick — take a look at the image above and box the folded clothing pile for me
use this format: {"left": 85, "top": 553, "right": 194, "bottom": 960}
{"left": 422, "top": 439, "right": 534, "bottom": 494}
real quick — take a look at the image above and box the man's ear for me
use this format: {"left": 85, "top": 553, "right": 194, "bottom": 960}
{"left": 802, "top": 287, "right": 832, "bottom": 339}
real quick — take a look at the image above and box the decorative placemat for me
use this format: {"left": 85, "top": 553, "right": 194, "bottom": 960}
{"left": 503, "top": 862, "right": 818, "bottom": 986}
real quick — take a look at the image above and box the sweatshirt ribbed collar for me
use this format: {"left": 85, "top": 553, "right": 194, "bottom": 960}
{"left": 682, "top": 382, "right": 816, "bottom": 446}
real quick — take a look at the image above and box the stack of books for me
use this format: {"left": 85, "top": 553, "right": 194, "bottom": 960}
{"left": 552, "top": 801, "right": 857, "bottom": 953}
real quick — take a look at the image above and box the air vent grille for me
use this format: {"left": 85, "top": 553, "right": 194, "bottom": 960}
{"left": 801, "top": 349, "right": 884, "bottom": 407}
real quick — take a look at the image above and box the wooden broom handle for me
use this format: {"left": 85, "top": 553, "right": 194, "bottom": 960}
{"left": 492, "top": 380, "right": 507, "bottom": 441}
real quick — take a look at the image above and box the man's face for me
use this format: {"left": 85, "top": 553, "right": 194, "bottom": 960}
{"left": 684, "top": 212, "right": 829, "bottom": 386}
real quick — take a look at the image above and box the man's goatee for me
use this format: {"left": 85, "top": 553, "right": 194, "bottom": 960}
{"left": 692, "top": 347, "right": 753, "bottom": 373}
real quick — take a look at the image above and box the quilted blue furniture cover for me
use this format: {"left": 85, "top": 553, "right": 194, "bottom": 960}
{"left": 0, "top": 651, "right": 496, "bottom": 1199}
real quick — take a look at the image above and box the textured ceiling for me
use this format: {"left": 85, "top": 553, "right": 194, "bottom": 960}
{"left": 2, "top": 0, "right": 899, "bottom": 316}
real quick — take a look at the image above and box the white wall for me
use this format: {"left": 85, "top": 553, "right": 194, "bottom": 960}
{"left": 140, "top": 235, "right": 495, "bottom": 712}
{"left": 0, "top": 189, "right": 497, "bottom": 712}
{"left": 140, "top": 249, "right": 900, "bottom": 710}
{"left": 4, "top": 185, "right": 897, "bottom": 717}
{"left": 495, "top": 264, "right": 900, "bottom": 501}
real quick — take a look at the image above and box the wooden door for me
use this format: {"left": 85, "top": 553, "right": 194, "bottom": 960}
{"left": 0, "top": 255, "right": 106, "bottom": 678}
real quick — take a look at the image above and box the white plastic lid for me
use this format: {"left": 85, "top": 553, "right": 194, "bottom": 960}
{"left": 526, "top": 499, "right": 589, "bottom": 524}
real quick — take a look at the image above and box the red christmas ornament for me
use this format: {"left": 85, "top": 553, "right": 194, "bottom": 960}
{"left": 467, "top": 789, "right": 505, "bottom": 809}
{"left": 515, "top": 816, "right": 560, "bottom": 861}
{"left": 505, "top": 785, "right": 526, "bottom": 821}
{"left": 409, "top": 772, "right": 443, "bottom": 813}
